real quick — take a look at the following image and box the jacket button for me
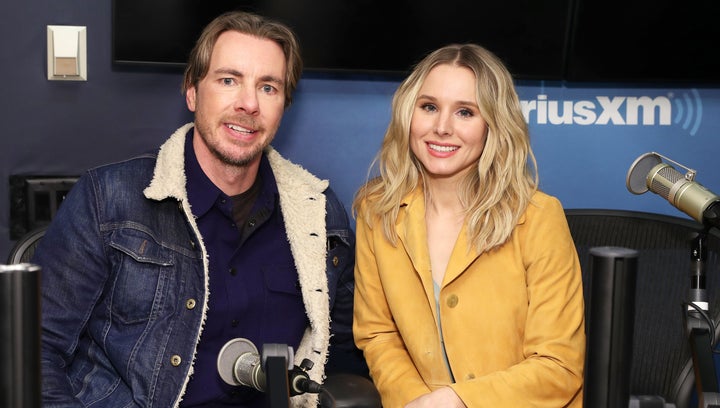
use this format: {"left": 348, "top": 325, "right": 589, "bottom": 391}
{"left": 332, "top": 256, "right": 339, "bottom": 267}
{"left": 170, "top": 355, "right": 182, "bottom": 366}
{"left": 185, "top": 299, "right": 196, "bottom": 310}
{"left": 447, "top": 294, "right": 459, "bottom": 308}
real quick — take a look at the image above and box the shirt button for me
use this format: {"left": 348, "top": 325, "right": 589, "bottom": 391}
{"left": 465, "top": 373, "right": 475, "bottom": 380}
{"left": 447, "top": 294, "right": 459, "bottom": 308}
{"left": 332, "top": 256, "right": 339, "bottom": 267}
{"left": 248, "top": 219, "right": 256, "bottom": 228}
{"left": 231, "top": 319, "right": 239, "bottom": 327}
{"left": 170, "top": 355, "right": 182, "bottom": 367}
{"left": 185, "top": 299, "right": 196, "bottom": 310}
{"left": 229, "top": 268, "right": 237, "bottom": 276}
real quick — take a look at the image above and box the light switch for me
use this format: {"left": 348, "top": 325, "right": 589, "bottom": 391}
{"left": 47, "top": 25, "right": 87, "bottom": 81}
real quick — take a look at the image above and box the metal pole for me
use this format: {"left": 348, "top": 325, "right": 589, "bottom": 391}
{"left": 584, "top": 246, "right": 638, "bottom": 408}
{"left": 0, "top": 263, "right": 42, "bottom": 408}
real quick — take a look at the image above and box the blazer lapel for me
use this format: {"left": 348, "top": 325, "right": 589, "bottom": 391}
{"left": 396, "top": 190, "right": 437, "bottom": 314}
{"left": 443, "top": 223, "right": 481, "bottom": 285}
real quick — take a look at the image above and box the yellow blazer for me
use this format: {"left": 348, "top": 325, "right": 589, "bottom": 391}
{"left": 353, "top": 189, "right": 585, "bottom": 407}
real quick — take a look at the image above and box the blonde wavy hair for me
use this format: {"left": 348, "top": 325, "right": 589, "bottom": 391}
{"left": 353, "top": 43, "right": 538, "bottom": 253}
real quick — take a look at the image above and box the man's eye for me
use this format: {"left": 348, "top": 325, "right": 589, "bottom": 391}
{"left": 221, "top": 78, "right": 234, "bottom": 86}
{"left": 262, "top": 84, "right": 277, "bottom": 94}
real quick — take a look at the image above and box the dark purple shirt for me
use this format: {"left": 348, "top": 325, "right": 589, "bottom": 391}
{"left": 180, "top": 133, "right": 309, "bottom": 407}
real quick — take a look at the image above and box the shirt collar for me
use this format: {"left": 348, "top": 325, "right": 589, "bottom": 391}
{"left": 185, "top": 132, "right": 279, "bottom": 218}
{"left": 185, "top": 132, "right": 222, "bottom": 218}
{"left": 254, "top": 156, "right": 280, "bottom": 212}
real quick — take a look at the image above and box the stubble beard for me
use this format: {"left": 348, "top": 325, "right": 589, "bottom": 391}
{"left": 195, "top": 120, "right": 273, "bottom": 168}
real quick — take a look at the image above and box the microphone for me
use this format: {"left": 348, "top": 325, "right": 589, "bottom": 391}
{"left": 626, "top": 152, "right": 720, "bottom": 230}
{"left": 216, "top": 338, "right": 323, "bottom": 396}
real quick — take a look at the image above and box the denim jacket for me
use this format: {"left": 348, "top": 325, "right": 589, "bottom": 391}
{"left": 35, "top": 124, "right": 357, "bottom": 407}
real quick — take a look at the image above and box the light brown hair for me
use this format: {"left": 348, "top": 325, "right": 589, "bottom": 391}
{"left": 181, "top": 10, "right": 302, "bottom": 107}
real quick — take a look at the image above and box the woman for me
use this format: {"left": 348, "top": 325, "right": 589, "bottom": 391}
{"left": 352, "top": 44, "right": 585, "bottom": 407}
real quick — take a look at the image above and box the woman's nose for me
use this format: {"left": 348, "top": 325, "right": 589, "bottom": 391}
{"left": 434, "top": 113, "right": 452, "bottom": 136}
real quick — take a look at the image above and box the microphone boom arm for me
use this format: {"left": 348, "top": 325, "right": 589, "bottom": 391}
{"left": 627, "top": 152, "right": 720, "bottom": 407}
{"left": 685, "top": 231, "right": 720, "bottom": 408}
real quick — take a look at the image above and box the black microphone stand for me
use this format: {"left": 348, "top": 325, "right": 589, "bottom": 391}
{"left": 685, "top": 231, "right": 720, "bottom": 407}
{"left": 261, "top": 344, "right": 292, "bottom": 408}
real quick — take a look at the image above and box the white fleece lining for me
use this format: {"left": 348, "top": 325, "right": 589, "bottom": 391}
{"left": 144, "top": 123, "right": 331, "bottom": 407}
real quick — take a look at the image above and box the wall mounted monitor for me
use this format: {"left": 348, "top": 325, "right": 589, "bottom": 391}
{"left": 112, "top": 0, "right": 573, "bottom": 80}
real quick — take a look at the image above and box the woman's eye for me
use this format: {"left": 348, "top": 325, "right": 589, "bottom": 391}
{"left": 458, "top": 108, "right": 473, "bottom": 118}
{"left": 420, "top": 103, "right": 437, "bottom": 112}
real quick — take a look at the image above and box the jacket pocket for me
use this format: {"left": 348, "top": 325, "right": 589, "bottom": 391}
{"left": 108, "top": 228, "right": 175, "bottom": 324}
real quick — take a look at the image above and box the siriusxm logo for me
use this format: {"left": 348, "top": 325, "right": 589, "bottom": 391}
{"left": 520, "top": 90, "right": 703, "bottom": 135}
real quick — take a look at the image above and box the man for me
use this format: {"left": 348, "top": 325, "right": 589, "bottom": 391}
{"left": 35, "top": 11, "right": 362, "bottom": 407}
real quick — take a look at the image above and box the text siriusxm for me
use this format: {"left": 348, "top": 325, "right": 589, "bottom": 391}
{"left": 520, "top": 94, "right": 672, "bottom": 126}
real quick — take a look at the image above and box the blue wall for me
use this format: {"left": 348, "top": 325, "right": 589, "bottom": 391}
{"left": 2, "top": 0, "right": 720, "bottom": 259}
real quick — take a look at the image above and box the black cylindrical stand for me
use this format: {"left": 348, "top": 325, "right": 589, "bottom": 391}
{"left": 0, "top": 263, "right": 42, "bottom": 408}
{"left": 584, "top": 246, "right": 638, "bottom": 408}
{"left": 262, "top": 343, "right": 291, "bottom": 408}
